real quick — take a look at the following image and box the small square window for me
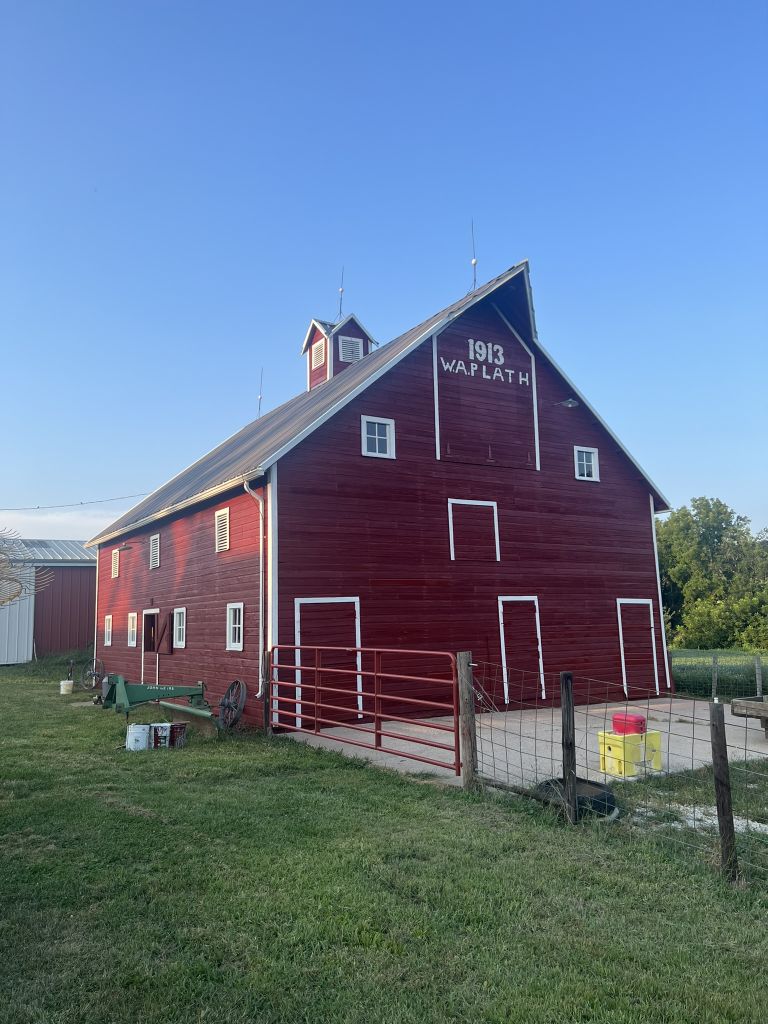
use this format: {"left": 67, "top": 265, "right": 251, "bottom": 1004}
{"left": 311, "top": 339, "right": 326, "bottom": 369}
{"left": 361, "top": 416, "right": 396, "bottom": 460}
{"left": 339, "top": 336, "right": 363, "bottom": 363}
{"left": 215, "top": 508, "right": 230, "bottom": 552}
{"left": 104, "top": 615, "right": 113, "bottom": 647}
{"left": 226, "top": 602, "right": 244, "bottom": 651}
{"left": 173, "top": 607, "right": 186, "bottom": 649}
{"left": 127, "top": 612, "right": 137, "bottom": 647}
{"left": 574, "top": 446, "right": 600, "bottom": 482}
{"left": 111, "top": 549, "right": 119, "bottom": 578}
{"left": 149, "top": 534, "right": 160, "bottom": 569}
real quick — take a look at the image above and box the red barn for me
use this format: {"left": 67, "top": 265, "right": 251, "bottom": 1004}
{"left": 88, "top": 262, "right": 670, "bottom": 730}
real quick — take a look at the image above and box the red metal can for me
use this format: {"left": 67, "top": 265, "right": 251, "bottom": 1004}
{"left": 612, "top": 712, "right": 646, "bottom": 734}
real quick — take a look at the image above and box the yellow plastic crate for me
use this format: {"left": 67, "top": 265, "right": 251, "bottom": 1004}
{"left": 598, "top": 730, "right": 663, "bottom": 777}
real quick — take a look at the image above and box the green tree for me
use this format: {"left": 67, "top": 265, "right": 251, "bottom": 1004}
{"left": 656, "top": 498, "right": 768, "bottom": 649}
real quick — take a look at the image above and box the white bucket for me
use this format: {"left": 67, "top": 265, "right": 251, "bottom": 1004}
{"left": 60, "top": 680, "right": 74, "bottom": 695}
{"left": 126, "top": 723, "right": 151, "bottom": 751}
{"left": 149, "top": 723, "right": 171, "bottom": 749}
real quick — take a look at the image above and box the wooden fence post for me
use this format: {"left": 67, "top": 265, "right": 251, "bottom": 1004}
{"left": 756, "top": 656, "right": 763, "bottom": 699}
{"left": 560, "top": 671, "right": 578, "bottom": 824}
{"left": 711, "top": 653, "right": 719, "bottom": 702}
{"left": 709, "top": 701, "right": 739, "bottom": 883}
{"left": 457, "top": 651, "right": 478, "bottom": 790}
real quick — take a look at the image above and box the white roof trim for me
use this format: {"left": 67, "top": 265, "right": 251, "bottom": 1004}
{"left": 300, "top": 313, "right": 378, "bottom": 354}
{"left": 330, "top": 314, "right": 378, "bottom": 348}
{"left": 300, "top": 319, "right": 332, "bottom": 354}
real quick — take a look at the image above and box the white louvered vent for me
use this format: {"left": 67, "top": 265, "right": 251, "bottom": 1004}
{"left": 215, "top": 508, "right": 230, "bottom": 552}
{"left": 111, "top": 549, "right": 119, "bottom": 578}
{"left": 149, "top": 533, "right": 160, "bottom": 569}
{"left": 339, "top": 336, "right": 363, "bottom": 363}
{"left": 311, "top": 339, "right": 325, "bottom": 369}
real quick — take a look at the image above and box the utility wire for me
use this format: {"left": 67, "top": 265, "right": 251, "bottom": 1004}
{"left": 0, "top": 493, "right": 148, "bottom": 512}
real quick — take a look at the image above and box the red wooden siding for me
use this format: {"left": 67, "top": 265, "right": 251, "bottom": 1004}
{"left": 308, "top": 327, "right": 328, "bottom": 390}
{"left": 277, "top": 294, "right": 666, "bottom": 708}
{"left": 330, "top": 324, "right": 372, "bottom": 377}
{"left": 33, "top": 566, "right": 96, "bottom": 655}
{"left": 95, "top": 487, "right": 266, "bottom": 728}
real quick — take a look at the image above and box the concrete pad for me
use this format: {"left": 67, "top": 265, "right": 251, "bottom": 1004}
{"left": 284, "top": 697, "right": 768, "bottom": 789}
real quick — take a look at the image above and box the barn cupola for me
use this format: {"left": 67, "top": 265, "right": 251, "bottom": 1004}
{"left": 300, "top": 315, "right": 377, "bottom": 391}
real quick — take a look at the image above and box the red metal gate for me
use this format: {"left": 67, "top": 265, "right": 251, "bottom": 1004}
{"left": 269, "top": 645, "right": 461, "bottom": 775}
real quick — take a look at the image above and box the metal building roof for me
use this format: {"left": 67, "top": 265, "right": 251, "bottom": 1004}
{"left": 14, "top": 539, "right": 95, "bottom": 564}
{"left": 88, "top": 260, "right": 669, "bottom": 547}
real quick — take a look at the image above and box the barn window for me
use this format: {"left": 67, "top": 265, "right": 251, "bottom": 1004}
{"left": 574, "top": 446, "right": 600, "bottom": 482}
{"left": 104, "top": 615, "right": 112, "bottom": 647}
{"left": 226, "top": 602, "right": 244, "bottom": 651}
{"left": 127, "top": 612, "right": 137, "bottom": 647}
{"left": 173, "top": 607, "right": 187, "bottom": 649}
{"left": 339, "top": 336, "right": 363, "bottom": 363}
{"left": 361, "top": 416, "right": 396, "bottom": 459}
{"left": 111, "top": 549, "right": 119, "bottom": 578}
{"left": 311, "top": 339, "right": 326, "bottom": 369}
{"left": 215, "top": 508, "right": 230, "bottom": 552}
{"left": 149, "top": 533, "right": 160, "bottom": 569}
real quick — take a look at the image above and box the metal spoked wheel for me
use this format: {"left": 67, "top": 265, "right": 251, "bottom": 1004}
{"left": 78, "top": 658, "right": 105, "bottom": 692}
{"left": 218, "top": 679, "right": 247, "bottom": 730}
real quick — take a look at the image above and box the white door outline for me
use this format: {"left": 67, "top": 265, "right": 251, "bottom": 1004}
{"left": 616, "top": 598, "right": 660, "bottom": 697}
{"left": 290, "top": 597, "right": 362, "bottom": 729}
{"left": 498, "top": 596, "right": 546, "bottom": 702}
{"left": 141, "top": 608, "right": 160, "bottom": 684}
{"left": 447, "top": 499, "right": 501, "bottom": 562}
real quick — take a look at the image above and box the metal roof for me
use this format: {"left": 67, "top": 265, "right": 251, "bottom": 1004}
{"left": 88, "top": 260, "right": 669, "bottom": 547}
{"left": 14, "top": 539, "right": 95, "bottom": 563}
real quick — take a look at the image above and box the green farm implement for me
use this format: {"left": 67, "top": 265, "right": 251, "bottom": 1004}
{"left": 102, "top": 675, "right": 246, "bottom": 731}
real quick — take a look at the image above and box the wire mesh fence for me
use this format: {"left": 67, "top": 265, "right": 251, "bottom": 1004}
{"left": 670, "top": 649, "right": 766, "bottom": 702}
{"left": 471, "top": 662, "right": 768, "bottom": 884}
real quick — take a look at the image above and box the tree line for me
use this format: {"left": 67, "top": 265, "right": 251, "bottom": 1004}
{"left": 656, "top": 497, "right": 768, "bottom": 650}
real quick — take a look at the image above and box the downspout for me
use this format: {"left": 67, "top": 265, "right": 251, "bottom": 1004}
{"left": 243, "top": 480, "right": 265, "bottom": 698}
{"left": 92, "top": 548, "right": 100, "bottom": 674}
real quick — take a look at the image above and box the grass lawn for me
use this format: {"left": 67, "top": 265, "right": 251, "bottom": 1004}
{"left": 1, "top": 654, "right": 766, "bottom": 1024}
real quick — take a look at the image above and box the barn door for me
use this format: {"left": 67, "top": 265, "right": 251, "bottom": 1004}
{"left": 274, "top": 597, "right": 362, "bottom": 729}
{"left": 497, "top": 596, "right": 546, "bottom": 704}
{"left": 141, "top": 609, "right": 159, "bottom": 684}
{"left": 616, "top": 599, "right": 659, "bottom": 696}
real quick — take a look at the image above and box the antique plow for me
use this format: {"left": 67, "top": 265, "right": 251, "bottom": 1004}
{"left": 102, "top": 675, "right": 246, "bottom": 731}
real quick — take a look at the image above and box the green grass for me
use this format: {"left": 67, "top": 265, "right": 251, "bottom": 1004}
{"left": 671, "top": 649, "right": 767, "bottom": 701}
{"left": 2, "top": 653, "right": 767, "bottom": 1024}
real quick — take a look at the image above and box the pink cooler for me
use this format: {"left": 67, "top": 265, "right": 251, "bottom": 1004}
{"left": 612, "top": 712, "right": 646, "bottom": 734}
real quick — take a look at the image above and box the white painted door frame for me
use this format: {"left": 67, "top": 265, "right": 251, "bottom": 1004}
{"left": 293, "top": 596, "right": 362, "bottom": 729}
{"left": 616, "top": 598, "right": 660, "bottom": 697}
{"left": 141, "top": 608, "right": 159, "bottom": 684}
{"left": 497, "top": 595, "right": 546, "bottom": 702}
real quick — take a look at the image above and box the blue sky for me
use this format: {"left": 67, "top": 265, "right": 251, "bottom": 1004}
{"left": 1, "top": 1, "right": 766, "bottom": 538}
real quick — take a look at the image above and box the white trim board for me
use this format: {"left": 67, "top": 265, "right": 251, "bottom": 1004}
{"left": 431, "top": 334, "right": 441, "bottom": 460}
{"left": 447, "top": 499, "right": 501, "bottom": 562}
{"left": 649, "top": 493, "right": 671, "bottom": 690}
{"left": 497, "top": 596, "right": 546, "bottom": 702}
{"left": 268, "top": 463, "right": 279, "bottom": 725}
{"left": 615, "top": 598, "right": 660, "bottom": 697}
{"left": 293, "top": 597, "right": 362, "bottom": 730}
{"left": 491, "top": 303, "right": 540, "bottom": 472}
{"left": 141, "top": 608, "right": 160, "bottom": 685}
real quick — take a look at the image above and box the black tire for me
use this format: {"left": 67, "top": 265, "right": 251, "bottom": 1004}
{"left": 218, "top": 679, "right": 247, "bottom": 730}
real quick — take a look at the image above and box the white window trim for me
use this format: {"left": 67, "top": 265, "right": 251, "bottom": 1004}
{"left": 616, "top": 598, "right": 660, "bottom": 697}
{"left": 311, "top": 338, "right": 326, "bottom": 369}
{"left": 338, "top": 335, "right": 363, "bottom": 363}
{"left": 574, "top": 446, "right": 600, "bottom": 482}
{"left": 149, "top": 533, "right": 160, "bottom": 569}
{"left": 127, "top": 612, "right": 137, "bottom": 648}
{"left": 215, "top": 507, "right": 230, "bottom": 552}
{"left": 360, "top": 415, "right": 396, "bottom": 460}
{"left": 173, "top": 607, "right": 187, "bottom": 650}
{"left": 111, "top": 549, "right": 119, "bottom": 578}
{"left": 104, "top": 614, "right": 112, "bottom": 647}
{"left": 447, "top": 499, "right": 501, "bottom": 562}
{"left": 497, "top": 596, "right": 546, "bottom": 701}
{"left": 226, "top": 602, "right": 244, "bottom": 652}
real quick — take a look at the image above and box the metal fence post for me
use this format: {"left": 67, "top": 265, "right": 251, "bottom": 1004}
{"left": 709, "top": 701, "right": 739, "bottom": 883}
{"left": 711, "top": 653, "right": 719, "bottom": 702}
{"left": 756, "top": 656, "right": 763, "bottom": 699}
{"left": 457, "top": 651, "right": 478, "bottom": 790}
{"left": 560, "top": 671, "right": 578, "bottom": 825}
